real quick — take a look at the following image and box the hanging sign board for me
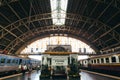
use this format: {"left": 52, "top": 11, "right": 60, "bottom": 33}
{"left": 51, "top": 56, "right": 68, "bottom": 66}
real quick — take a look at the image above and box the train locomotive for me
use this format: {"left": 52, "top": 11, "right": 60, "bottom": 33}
{"left": 0, "top": 54, "right": 40, "bottom": 76}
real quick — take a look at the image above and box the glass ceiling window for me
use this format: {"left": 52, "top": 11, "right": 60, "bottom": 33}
{"left": 21, "top": 36, "right": 94, "bottom": 60}
{"left": 21, "top": 36, "right": 95, "bottom": 53}
{"left": 50, "top": 0, "right": 68, "bottom": 25}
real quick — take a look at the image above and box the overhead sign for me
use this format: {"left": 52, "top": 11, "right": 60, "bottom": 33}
{"left": 51, "top": 56, "right": 68, "bottom": 66}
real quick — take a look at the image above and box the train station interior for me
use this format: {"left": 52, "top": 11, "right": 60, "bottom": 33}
{"left": 0, "top": 0, "right": 120, "bottom": 80}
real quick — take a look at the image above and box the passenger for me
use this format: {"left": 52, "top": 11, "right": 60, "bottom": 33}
{"left": 18, "top": 63, "right": 22, "bottom": 72}
{"left": 28, "top": 64, "right": 32, "bottom": 73}
{"left": 36, "top": 65, "right": 40, "bottom": 73}
{"left": 22, "top": 64, "right": 27, "bottom": 75}
{"left": 27, "top": 64, "right": 32, "bottom": 78}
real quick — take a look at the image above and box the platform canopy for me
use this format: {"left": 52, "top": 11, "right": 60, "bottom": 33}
{"left": 0, "top": 0, "right": 120, "bottom": 54}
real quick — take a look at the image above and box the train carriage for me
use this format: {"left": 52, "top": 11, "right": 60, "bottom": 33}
{"left": 79, "top": 53, "right": 120, "bottom": 72}
{"left": 0, "top": 54, "right": 41, "bottom": 76}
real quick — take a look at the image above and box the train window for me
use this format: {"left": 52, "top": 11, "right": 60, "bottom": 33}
{"left": 91, "top": 60, "right": 93, "bottom": 64}
{"left": 97, "top": 59, "right": 99, "bottom": 63}
{"left": 94, "top": 60, "right": 96, "bottom": 64}
{"left": 19, "top": 59, "right": 22, "bottom": 64}
{"left": 7, "top": 59, "right": 11, "bottom": 63}
{"left": 16, "top": 60, "right": 18, "bottom": 64}
{"left": 119, "top": 56, "right": 120, "bottom": 63}
{"left": 111, "top": 57, "right": 116, "bottom": 63}
{"left": 106, "top": 58, "right": 109, "bottom": 63}
{"left": 101, "top": 58, "right": 104, "bottom": 63}
{"left": 1, "top": 58, "right": 5, "bottom": 63}
{"left": 12, "top": 59, "right": 15, "bottom": 63}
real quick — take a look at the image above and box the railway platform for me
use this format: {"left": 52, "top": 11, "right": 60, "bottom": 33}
{"left": 0, "top": 70, "right": 120, "bottom": 80}
{"left": 0, "top": 70, "right": 41, "bottom": 80}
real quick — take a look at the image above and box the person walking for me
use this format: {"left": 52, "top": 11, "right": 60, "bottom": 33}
{"left": 27, "top": 64, "right": 33, "bottom": 78}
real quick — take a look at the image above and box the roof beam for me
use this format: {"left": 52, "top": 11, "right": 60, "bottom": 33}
{"left": 97, "top": 38, "right": 109, "bottom": 47}
{"left": 106, "top": 11, "right": 120, "bottom": 23}
{"left": 3, "top": 37, "right": 11, "bottom": 42}
{"left": 80, "top": 0, "right": 89, "bottom": 15}
{"left": 5, "top": 25, "right": 97, "bottom": 53}
{"left": 0, "top": 12, "right": 24, "bottom": 34}
{"left": 0, "top": 43, "right": 6, "bottom": 47}
{"left": 97, "top": 0, "right": 114, "bottom": 19}
{"left": 98, "top": 37, "right": 113, "bottom": 46}
{"left": 0, "top": 0, "right": 18, "bottom": 6}
{"left": 0, "top": 25, "right": 24, "bottom": 42}
{"left": 1, "top": 13, "right": 93, "bottom": 38}
{"left": 101, "top": 42, "right": 120, "bottom": 51}
{"left": 78, "top": 2, "right": 99, "bottom": 34}
{"left": 95, "top": 0, "right": 120, "bottom": 10}
{"left": 5, "top": 1, "right": 34, "bottom": 35}
{"left": 1, "top": 12, "right": 120, "bottom": 52}
{"left": 87, "top": 26, "right": 103, "bottom": 39}
{"left": 18, "top": 1, "right": 28, "bottom": 16}
{"left": 30, "top": 0, "right": 44, "bottom": 33}
{"left": 1, "top": 13, "right": 120, "bottom": 44}
{"left": 92, "top": 24, "right": 120, "bottom": 43}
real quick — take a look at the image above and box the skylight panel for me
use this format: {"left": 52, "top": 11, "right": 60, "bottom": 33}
{"left": 50, "top": 0, "right": 68, "bottom": 25}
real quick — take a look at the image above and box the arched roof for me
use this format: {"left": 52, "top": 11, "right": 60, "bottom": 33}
{"left": 0, "top": 0, "right": 120, "bottom": 54}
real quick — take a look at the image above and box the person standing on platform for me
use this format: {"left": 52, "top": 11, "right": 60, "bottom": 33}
{"left": 27, "top": 64, "right": 32, "bottom": 79}
{"left": 18, "top": 63, "right": 22, "bottom": 72}
{"left": 28, "top": 64, "right": 33, "bottom": 73}
{"left": 36, "top": 65, "right": 40, "bottom": 73}
{"left": 22, "top": 64, "right": 27, "bottom": 75}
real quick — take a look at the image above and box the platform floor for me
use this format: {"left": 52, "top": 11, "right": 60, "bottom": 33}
{"left": 1, "top": 70, "right": 120, "bottom": 80}
{"left": 3, "top": 70, "right": 41, "bottom": 80}
{"left": 80, "top": 70, "right": 119, "bottom": 80}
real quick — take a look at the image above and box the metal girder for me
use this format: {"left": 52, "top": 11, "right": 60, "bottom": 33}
{"left": 0, "top": 0, "right": 18, "bottom": 6}
{"left": 0, "top": 13, "right": 95, "bottom": 38}
{"left": 0, "top": 25, "right": 24, "bottom": 42}
{"left": 0, "top": 29, "right": 7, "bottom": 38}
{"left": 97, "top": 0, "right": 114, "bottom": 19}
{"left": 85, "top": 0, "right": 116, "bottom": 40}
{"left": 106, "top": 11, "right": 120, "bottom": 23}
{"left": 90, "top": 23, "right": 120, "bottom": 50}
{"left": 85, "top": 0, "right": 119, "bottom": 41}
{"left": 5, "top": 25, "right": 91, "bottom": 53}
{"left": 100, "top": 38, "right": 113, "bottom": 47}
{"left": 78, "top": 2, "right": 100, "bottom": 35}
{"left": 88, "top": 26, "right": 103, "bottom": 39}
{"left": 80, "top": 0, "right": 89, "bottom": 15}
{"left": 1, "top": 13, "right": 120, "bottom": 50}
{"left": 92, "top": 24, "right": 120, "bottom": 43}
{"left": 0, "top": 43, "right": 6, "bottom": 47}
{"left": 30, "top": 0, "right": 46, "bottom": 33}
{"left": 76, "top": 0, "right": 117, "bottom": 37}
{"left": 17, "top": 52, "right": 98, "bottom": 56}
{"left": 0, "top": 12, "right": 24, "bottom": 35}
{"left": 0, "top": 0, "right": 119, "bottom": 10}
{"left": 97, "top": 39, "right": 109, "bottom": 47}
{"left": 5, "top": 1, "right": 34, "bottom": 35}
{"left": 3, "top": 37, "right": 11, "bottom": 42}
{"left": 78, "top": 2, "right": 99, "bottom": 34}
{"left": 95, "top": 0, "right": 120, "bottom": 10}
{"left": 103, "top": 46, "right": 120, "bottom": 53}
{"left": 101, "top": 42, "right": 120, "bottom": 51}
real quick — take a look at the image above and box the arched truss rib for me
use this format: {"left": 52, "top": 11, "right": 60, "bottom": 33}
{"left": 0, "top": 0, "right": 120, "bottom": 10}
{"left": 1, "top": 13, "right": 120, "bottom": 40}
{"left": 0, "top": 13, "right": 120, "bottom": 52}
{"left": 5, "top": 25, "right": 99, "bottom": 54}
